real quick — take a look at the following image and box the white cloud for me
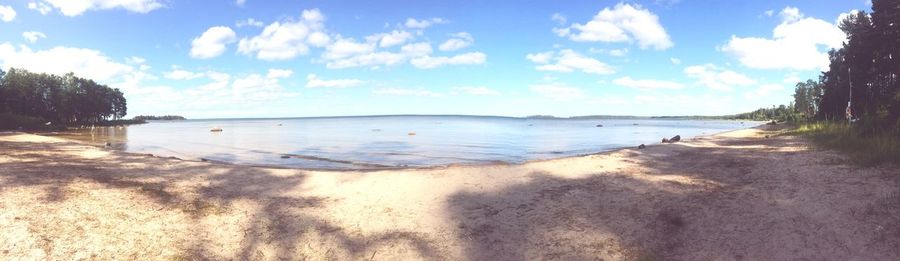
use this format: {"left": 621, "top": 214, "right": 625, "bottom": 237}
{"left": 530, "top": 83, "right": 585, "bottom": 101}
{"left": 236, "top": 18, "right": 264, "bottom": 28}
{"left": 321, "top": 37, "right": 411, "bottom": 69}
{"left": 554, "top": 3, "right": 673, "bottom": 50}
{"left": 305, "top": 74, "right": 364, "bottom": 88}
{"left": 28, "top": 2, "right": 52, "bottom": 15}
{"left": 551, "top": 13, "right": 566, "bottom": 24}
{"left": 780, "top": 7, "right": 803, "bottom": 22}
{"left": 34, "top": 0, "right": 163, "bottom": 16}
{"left": 190, "top": 26, "right": 236, "bottom": 59}
{"left": 669, "top": 57, "right": 681, "bottom": 65}
{"left": 322, "top": 38, "right": 376, "bottom": 60}
{"left": 526, "top": 49, "right": 615, "bottom": 75}
{"left": 315, "top": 16, "right": 484, "bottom": 69}
{"left": 22, "top": 31, "right": 47, "bottom": 43}
{"left": 400, "top": 42, "right": 433, "bottom": 57}
{"left": 235, "top": 0, "right": 246, "bottom": 6}
{"left": 164, "top": 69, "right": 299, "bottom": 113}
{"left": 783, "top": 75, "right": 801, "bottom": 84}
{"left": 451, "top": 86, "right": 500, "bottom": 96}
{"left": 238, "top": 9, "right": 328, "bottom": 60}
{"left": 744, "top": 84, "right": 784, "bottom": 99}
{"left": 326, "top": 52, "right": 407, "bottom": 69}
{"left": 608, "top": 48, "right": 628, "bottom": 57}
{"left": 410, "top": 52, "right": 486, "bottom": 69}
{"left": 763, "top": 10, "right": 775, "bottom": 17}
{"left": 722, "top": 6, "right": 846, "bottom": 70}
{"left": 404, "top": 17, "right": 446, "bottom": 29}
{"left": 125, "top": 56, "right": 145, "bottom": 64}
{"left": 266, "top": 68, "right": 293, "bottom": 79}
{"left": 613, "top": 76, "right": 684, "bottom": 90}
{"left": 373, "top": 30, "right": 413, "bottom": 48}
{"left": 683, "top": 64, "right": 756, "bottom": 91}
{"left": 164, "top": 68, "right": 204, "bottom": 80}
{"left": 0, "top": 43, "right": 136, "bottom": 83}
{"left": 0, "top": 5, "right": 16, "bottom": 22}
{"left": 439, "top": 32, "right": 474, "bottom": 51}
{"left": 373, "top": 87, "right": 442, "bottom": 97}
{"left": 525, "top": 51, "right": 554, "bottom": 64}
{"left": 229, "top": 73, "right": 296, "bottom": 102}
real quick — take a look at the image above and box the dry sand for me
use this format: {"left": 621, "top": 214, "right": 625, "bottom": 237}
{"left": 1, "top": 126, "right": 898, "bottom": 260}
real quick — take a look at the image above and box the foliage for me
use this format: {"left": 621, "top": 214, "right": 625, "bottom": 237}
{"left": 132, "top": 115, "right": 187, "bottom": 121}
{"left": 0, "top": 113, "right": 60, "bottom": 131}
{"left": 774, "top": 2, "right": 900, "bottom": 166}
{"left": 0, "top": 68, "right": 127, "bottom": 128}
{"left": 727, "top": 104, "right": 805, "bottom": 122}
{"left": 807, "top": 5, "right": 900, "bottom": 130}
{"left": 783, "top": 121, "right": 900, "bottom": 166}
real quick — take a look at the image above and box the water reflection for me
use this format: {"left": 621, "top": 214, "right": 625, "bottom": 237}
{"left": 55, "top": 126, "right": 130, "bottom": 151}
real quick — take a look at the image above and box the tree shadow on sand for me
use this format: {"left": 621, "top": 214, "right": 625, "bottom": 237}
{"left": 0, "top": 138, "right": 441, "bottom": 260}
{"left": 1, "top": 132, "right": 898, "bottom": 260}
{"left": 445, "top": 133, "right": 900, "bottom": 260}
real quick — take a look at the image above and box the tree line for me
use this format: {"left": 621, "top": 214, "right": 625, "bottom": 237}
{"left": 0, "top": 68, "right": 127, "bottom": 126}
{"left": 132, "top": 115, "right": 186, "bottom": 121}
{"left": 729, "top": 105, "right": 799, "bottom": 122}
{"left": 791, "top": 0, "right": 899, "bottom": 133}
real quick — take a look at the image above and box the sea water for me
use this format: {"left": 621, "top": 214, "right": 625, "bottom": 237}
{"left": 59, "top": 115, "right": 754, "bottom": 169}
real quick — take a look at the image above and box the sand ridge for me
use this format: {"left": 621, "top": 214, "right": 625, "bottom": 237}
{"left": 1, "top": 126, "right": 898, "bottom": 260}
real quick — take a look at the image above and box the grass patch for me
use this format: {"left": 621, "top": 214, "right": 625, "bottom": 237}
{"left": 781, "top": 121, "right": 900, "bottom": 166}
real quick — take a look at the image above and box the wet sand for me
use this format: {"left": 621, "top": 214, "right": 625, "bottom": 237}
{"left": 1, "top": 126, "right": 898, "bottom": 260}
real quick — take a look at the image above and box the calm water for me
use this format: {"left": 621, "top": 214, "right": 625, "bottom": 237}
{"left": 58, "top": 116, "right": 754, "bottom": 169}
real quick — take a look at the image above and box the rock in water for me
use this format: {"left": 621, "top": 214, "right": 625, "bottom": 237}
{"left": 662, "top": 138, "right": 669, "bottom": 143}
{"left": 210, "top": 127, "right": 223, "bottom": 132}
{"left": 669, "top": 135, "right": 681, "bottom": 143}
{"left": 638, "top": 144, "right": 646, "bottom": 149}
{"left": 408, "top": 132, "right": 417, "bottom": 136}
{"left": 595, "top": 124, "right": 603, "bottom": 127}
{"left": 280, "top": 155, "right": 290, "bottom": 159}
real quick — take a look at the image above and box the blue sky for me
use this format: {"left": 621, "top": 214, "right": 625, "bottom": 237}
{"left": 0, "top": 0, "right": 871, "bottom": 118}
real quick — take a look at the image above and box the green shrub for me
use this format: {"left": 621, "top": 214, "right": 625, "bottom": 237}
{"left": 0, "top": 113, "right": 51, "bottom": 130}
{"left": 784, "top": 121, "right": 900, "bottom": 166}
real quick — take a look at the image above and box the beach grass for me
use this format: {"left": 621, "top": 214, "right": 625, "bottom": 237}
{"left": 782, "top": 121, "right": 900, "bottom": 167}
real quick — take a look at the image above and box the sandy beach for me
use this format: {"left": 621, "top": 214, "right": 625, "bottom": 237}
{"left": 1, "top": 125, "right": 898, "bottom": 260}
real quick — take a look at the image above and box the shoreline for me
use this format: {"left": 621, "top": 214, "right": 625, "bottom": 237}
{"left": 30, "top": 123, "right": 765, "bottom": 172}
{"left": 2, "top": 125, "right": 897, "bottom": 259}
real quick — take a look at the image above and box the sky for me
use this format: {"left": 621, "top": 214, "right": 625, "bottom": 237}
{"left": 0, "top": 0, "right": 872, "bottom": 118}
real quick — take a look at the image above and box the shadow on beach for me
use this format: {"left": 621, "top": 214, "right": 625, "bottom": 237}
{"left": 0, "top": 128, "right": 898, "bottom": 260}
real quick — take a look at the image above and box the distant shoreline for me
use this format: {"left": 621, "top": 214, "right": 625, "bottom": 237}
{"left": 167, "top": 114, "right": 759, "bottom": 122}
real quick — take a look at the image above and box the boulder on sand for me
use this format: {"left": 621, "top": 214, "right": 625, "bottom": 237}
{"left": 210, "top": 127, "right": 223, "bottom": 132}
{"left": 638, "top": 144, "right": 646, "bottom": 149}
{"left": 662, "top": 135, "right": 681, "bottom": 143}
{"left": 669, "top": 135, "right": 681, "bottom": 143}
